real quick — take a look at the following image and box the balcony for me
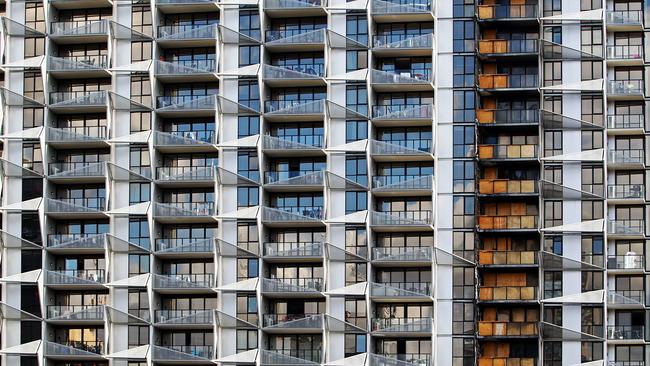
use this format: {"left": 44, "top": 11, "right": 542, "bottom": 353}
{"left": 157, "top": 24, "right": 218, "bottom": 47}
{"left": 262, "top": 313, "right": 323, "bottom": 332}
{"left": 370, "top": 282, "right": 432, "bottom": 299}
{"left": 478, "top": 39, "right": 538, "bottom": 57}
{"left": 263, "top": 242, "right": 323, "bottom": 261}
{"left": 154, "top": 309, "right": 214, "bottom": 327}
{"left": 608, "top": 290, "right": 645, "bottom": 308}
{"left": 155, "top": 238, "right": 215, "bottom": 257}
{"left": 372, "top": 175, "right": 433, "bottom": 196}
{"left": 478, "top": 285, "right": 538, "bottom": 303}
{"left": 608, "top": 362, "right": 646, "bottom": 366}
{"left": 153, "top": 273, "right": 214, "bottom": 293}
{"left": 478, "top": 179, "right": 538, "bottom": 196}
{"left": 478, "top": 74, "right": 538, "bottom": 92}
{"left": 156, "top": 0, "right": 219, "bottom": 12}
{"left": 608, "top": 220, "right": 644, "bottom": 238}
{"left": 46, "top": 126, "right": 108, "bottom": 148}
{"left": 477, "top": 215, "right": 537, "bottom": 232}
{"left": 263, "top": 349, "right": 322, "bottom": 364}
{"left": 478, "top": 358, "right": 537, "bottom": 366}
{"left": 477, "top": 4, "right": 538, "bottom": 22}
{"left": 46, "top": 305, "right": 105, "bottom": 323}
{"left": 478, "top": 144, "right": 538, "bottom": 161}
{"left": 156, "top": 166, "right": 216, "bottom": 187}
{"left": 263, "top": 64, "right": 325, "bottom": 87}
{"left": 152, "top": 345, "right": 214, "bottom": 362}
{"left": 371, "top": 0, "right": 433, "bottom": 21}
{"left": 607, "top": 80, "right": 644, "bottom": 100}
{"left": 371, "top": 69, "right": 433, "bottom": 91}
{"left": 153, "top": 202, "right": 216, "bottom": 223}
{"left": 607, "top": 45, "right": 644, "bottom": 66}
{"left": 372, "top": 353, "right": 431, "bottom": 366}
{"left": 49, "top": 91, "right": 107, "bottom": 112}
{"left": 261, "top": 277, "right": 324, "bottom": 297}
{"left": 153, "top": 130, "right": 216, "bottom": 152}
{"left": 607, "top": 325, "right": 645, "bottom": 342}
{"left": 49, "top": 55, "right": 109, "bottom": 78}
{"left": 372, "top": 104, "right": 433, "bottom": 125}
{"left": 45, "top": 340, "right": 104, "bottom": 359}
{"left": 370, "top": 210, "right": 433, "bottom": 230}
{"left": 372, "top": 33, "right": 433, "bottom": 56}
{"left": 478, "top": 250, "right": 538, "bottom": 267}
{"left": 607, "top": 10, "right": 643, "bottom": 31}
{"left": 607, "top": 254, "right": 644, "bottom": 271}
{"left": 49, "top": 0, "right": 113, "bottom": 9}
{"left": 608, "top": 149, "right": 645, "bottom": 169}
{"left": 156, "top": 95, "right": 216, "bottom": 117}
{"left": 265, "top": 29, "right": 326, "bottom": 51}
{"left": 607, "top": 114, "right": 644, "bottom": 133}
{"left": 49, "top": 20, "right": 109, "bottom": 42}
{"left": 48, "top": 162, "right": 106, "bottom": 183}
{"left": 371, "top": 317, "right": 432, "bottom": 335}
{"left": 607, "top": 184, "right": 645, "bottom": 203}
{"left": 370, "top": 139, "right": 433, "bottom": 161}
{"left": 264, "top": 171, "right": 324, "bottom": 191}
{"left": 262, "top": 135, "right": 324, "bottom": 156}
{"left": 372, "top": 246, "right": 433, "bottom": 265}
{"left": 47, "top": 233, "right": 106, "bottom": 253}
{"left": 478, "top": 321, "right": 538, "bottom": 337}
{"left": 44, "top": 198, "right": 106, "bottom": 219}
{"left": 264, "top": 100, "right": 324, "bottom": 121}
{"left": 155, "top": 60, "right": 217, "bottom": 82}
{"left": 264, "top": 0, "right": 326, "bottom": 17}
{"left": 45, "top": 269, "right": 106, "bottom": 289}
{"left": 476, "top": 109, "right": 539, "bottom": 126}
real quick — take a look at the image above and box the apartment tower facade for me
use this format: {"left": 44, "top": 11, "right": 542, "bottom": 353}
{"left": 0, "top": 0, "right": 647, "bottom": 365}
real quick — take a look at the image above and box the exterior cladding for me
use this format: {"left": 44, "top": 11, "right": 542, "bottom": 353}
{"left": 0, "top": 0, "right": 647, "bottom": 365}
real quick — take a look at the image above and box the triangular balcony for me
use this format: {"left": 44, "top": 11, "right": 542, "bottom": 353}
{"left": 371, "top": 104, "right": 433, "bottom": 124}
{"left": 153, "top": 202, "right": 216, "bottom": 223}
{"left": 263, "top": 242, "right": 323, "bottom": 261}
{"left": 46, "top": 126, "right": 108, "bottom": 148}
{"left": 47, "top": 233, "right": 106, "bottom": 253}
{"left": 262, "top": 135, "right": 324, "bottom": 156}
{"left": 372, "top": 33, "right": 433, "bottom": 56}
{"left": 45, "top": 269, "right": 106, "bottom": 288}
{"left": 155, "top": 237, "right": 215, "bottom": 258}
{"left": 154, "top": 309, "right": 214, "bottom": 328}
{"left": 265, "top": 28, "right": 326, "bottom": 51}
{"left": 44, "top": 197, "right": 106, "bottom": 219}
{"left": 264, "top": 170, "right": 325, "bottom": 191}
{"left": 48, "top": 162, "right": 106, "bottom": 182}
{"left": 370, "top": 282, "right": 431, "bottom": 299}
{"left": 48, "top": 55, "right": 109, "bottom": 78}
{"left": 260, "top": 349, "right": 321, "bottom": 365}
{"left": 155, "top": 59, "right": 217, "bottom": 82}
{"left": 45, "top": 340, "right": 104, "bottom": 359}
{"left": 261, "top": 277, "right": 324, "bottom": 296}
{"left": 370, "top": 210, "right": 433, "bottom": 228}
{"left": 46, "top": 305, "right": 105, "bottom": 323}
{"left": 263, "top": 313, "right": 324, "bottom": 333}
{"left": 49, "top": 90, "right": 108, "bottom": 112}
{"left": 372, "top": 175, "right": 433, "bottom": 195}
{"left": 263, "top": 64, "right": 325, "bottom": 87}
{"left": 152, "top": 273, "right": 214, "bottom": 293}
{"left": 151, "top": 345, "right": 214, "bottom": 363}
{"left": 264, "top": 99, "right": 325, "bottom": 121}
{"left": 371, "top": 317, "right": 432, "bottom": 335}
{"left": 261, "top": 206, "right": 324, "bottom": 226}
{"left": 264, "top": 0, "right": 326, "bottom": 16}
{"left": 608, "top": 290, "right": 645, "bottom": 309}
{"left": 157, "top": 23, "right": 218, "bottom": 47}
{"left": 156, "top": 95, "right": 216, "bottom": 117}
{"left": 371, "top": 69, "right": 433, "bottom": 91}
{"left": 50, "top": 19, "right": 109, "bottom": 40}
{"left": 372, "top": 246, "right": 433, "bottom": 264}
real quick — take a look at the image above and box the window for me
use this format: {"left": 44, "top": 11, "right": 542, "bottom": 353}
{"left": 581, "top": 200, "right": 603, "bottom": 221}
{"left": 582, "top": 235, "right": 604, "bottom": 267}
{"left": 346, "top": 84, "right": 368, "bottom": 116}
{"left": 346, "top": 120, "right": 367, "bottom": 142}
{"left": 129, "top": 183, "right": 150, "bottom": 205}
{"left": 131, "top": 112, "right": 151, "bottom": 133}
{"left": 581, "top": 165, "right": 604, "bottom": 196}
{"left": 581, "top": 0, "right": 601, "bottom": 10}
{"left": 544, "top": 165, "right": 562, "bottom": 184}
{"left": 453, "top": 0, "right": 474, "bottom": 18}
{"left": 237, "top": 222, "right": 259, "bottom": 254}
{"left": 130, "top": 147, "right": 151, "bottom": 178}
{"left": 237, "top": 258, "right": 259, "bottom": 281}
{"left": 345, "top": 298, "right": 366, "bottom": 329}
{"left": 453, "top": 195, "right": 474, "bottom": 228}
{"left": 23, "top": 108, "right": 44, "bottom": 129}
{"left": 581, "top": 96, "right": 603, "bottom": 126}
{"left": 581, "top": 25, "right": 603, "bottom": 57}
{"left": 544, "top": 271, "right": 562, "bottom": 298}
{"left": 346, "top": 15, "right": 368, "bottom": 45}
{"left": 346, "top": 154, "right": 367, "bottom": 186}
{"left": 344, "top": 334, "right": 366, "bottom": 357}
{"left": 128, "top": 290, "right": 149, "bottom": 319}
{"left": 237, "top": 294, "right": 258, "bottom": 324}
{"left": 582, "top": 306, "right": 604, "bottom": 336}
{"left": 452, "top": 302, "right": 474, "bottom": 335}
{"left": 239, "top": 80, "right": 260, "bottom": 111}
{"left": 452, "top": 338, "right": 475, "bottom": 366}
{"left": 453, "top": 161, "right": 474, "bottom": 193}
{"left": 239, "top": 10, "right": 261, "bottom": 39}
{"left": 453, "top": 267, "right": 474, "bottom": 299}
{"left": 453, "top": 20, "right": 474, "bottom": 52}
{"left": 128, "top": 325, "right": 149, "bottom": 348}
{"left": 544, "top": 130, "right": 562, "bottom": 157}
{"left": 346, "top": 50, "right": 368, "bottom": 72}
{"left": 345, "top": 262, "right": 367, "bottom": 285}
{"left": 22, "top": 142, "right": 43, "bottom": 174}
{"left": 239, "top": 45, "right": 260, "bottom": 66}
{"left": 129, "top": 218, "right": 150, "bottom": 249}
{"left": 345, "top": 191, "right": 367, "bottom": 213}
{"left": 582, "top": 270, "right": 603, "bottom": 292}
{"left": 131, "top": 75, "right": 151, "bottom": 106}
{"left": 24, "top": 37, "right": 45, "bottom": 59}
{"left": 453, "top": 125, "right": 475, "bottom": 157}
{"left": 129, "top": 254, "right": 150, "bottom": 276}
{"left": 238, "top": 150, "right": 259, "bottom": 181}
{"left": 453, "top": 56, "right": 474, "bottom": 87}
{"left": 544, "top": 200, "right": 562, "bottom": 227}
{"left": 581, "top": 61, "right": 603, "bottom": 81}
{"left": 544, "top": 236, "right": 563, "bottom": 255}
{"left": 543, "top": 61, "right": 562, "bottom": 86}
{"left": 581, "top": 342, "right": 603, "bottom": 362}
{"left": 614, "top": 346, "right": 644, "bottom": 365}
{"left": 23, "top": 71, "right": 43, "bottom": 103}
{"left": 237, "top": 187, "right": 259, "bottom": 208}
{"left": 543, "top": 341, "right": 562, "bottom": 366}
{"left": 453, "top": 231, "right": 474, "bottom": 260}
{"left": 131, "top": 42, "right": 152, "bottom": 62}
{"left": 453, "top": 90, "right": 475, "bottom": 122}
{"left": 345, "top": 226, "right": 367, "bottom": 258}
{"left": 25, "top": 2, "right": 45, "bottom": 33}
{"left": 132, "top": 5, "right": 152, "bottom": 35}
{"left": 238, "top": 116, "right": 259, "bottom": 138}
{"left": 237, "top": 330, "right": 258, "bottom": 353}
{"left": 543, "top": 25, "right": 562, "bottom": 43}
